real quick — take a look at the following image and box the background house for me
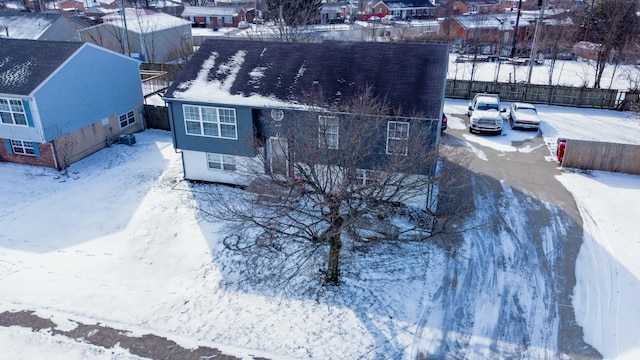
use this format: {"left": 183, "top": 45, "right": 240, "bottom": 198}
{"left": 78, "top": 8, "right": 193, "bottom": 63}
{"left": 373, "top": 0, "right": 436, "bottom": 20}
{"left": 181, "top": 5, "right": 247, "bottom": 28}
{"left": 163, "top": 39, "right": 448, "bottom": 186}
{"left": 0, "top": 12, "right": 89, "bottom": 41}
{"left": 0, "top": 38, "right": 143, "bottom": 169}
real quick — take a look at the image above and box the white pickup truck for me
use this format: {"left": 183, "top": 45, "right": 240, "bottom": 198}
{"left": 467, "top": 93, "right": 506, "bottom": 135}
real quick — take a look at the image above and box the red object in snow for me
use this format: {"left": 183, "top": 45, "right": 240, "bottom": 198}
{"left": 557, "top": 138, "right": 567, "bottom": 163}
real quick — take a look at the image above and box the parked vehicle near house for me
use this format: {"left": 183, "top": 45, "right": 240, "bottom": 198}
{"left": 468, "top": 93, "right": 505, "bottom": 134}
{"left": 509, "top": 102, "right": 540, "bottom": 130}
{"left": 381, "top": 15, "right": 396, "bottom": 25}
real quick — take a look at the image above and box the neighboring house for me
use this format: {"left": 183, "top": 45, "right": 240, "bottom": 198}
{"left": 181, "top": 5, "right": 246, "bottom": 28}
{"left": 373, "top": 0, "right": 436, "bottom": 20}
{"left": 445, "top": 13, "right": 531, "bottom": 51}
{"left": 57, "top": 0, "right": 85, "bottom": 13}
{"left": 0, "top": 38, "right": 144, "bottom": 169}
{"left": 163, "top": 39, "right": 448, "bottom": 186}
{"left": 0, "top": 11, "right": 89, "bottom": 41}
{"left": 78, "top": 8, "right": 193, "bottom": 63}
{"left": 460, "top": 0, "right": 503, "bottom": 14}
{"left": 321, "top": 2, "right": 347, "bottom": 24}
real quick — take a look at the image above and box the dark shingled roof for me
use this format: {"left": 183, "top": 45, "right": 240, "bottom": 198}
{"left": 165, "top": 39, "right": 449, "bottom": 118}
{"left": 0, "top": 38, "right": 84, "bottom": 95}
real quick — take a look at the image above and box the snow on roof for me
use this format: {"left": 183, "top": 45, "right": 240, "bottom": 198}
{"left": 385, "top": 1, "right": 434, "bottom": 10}
{"left": 0, "top": 12, "right": 60, "bottom": 40}
{"left": 171, "top": 50, "right": 302, "bottom": 110}
{"left": 181, "top": 5, "right": 242, "bottom": 17}
{"left": 167, "top": 40, "right": 449, "bottom": 118}
{"left": 102, "top": 8, "right": 191, "bottom": 33}
{"left": 454, "top": 14, "right": 532, "bottom": 30}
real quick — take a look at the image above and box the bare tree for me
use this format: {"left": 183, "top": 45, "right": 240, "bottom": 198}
{"left": 540, "top": 26, "right": 571, "bottom": 85}
{"left": 47, "top": 124, "right": 77, "bottom": 176}
{"left": 254, "top": 0, "right": 322, "bottom": 42}
{"left": 577, "top": 0, "right": 638, "bottom": 88}
{"left": 195, "top": 87, "right": 472, "bottom": 289}
{"left": 79, "top": 22, "right": 130, "bottom": 56}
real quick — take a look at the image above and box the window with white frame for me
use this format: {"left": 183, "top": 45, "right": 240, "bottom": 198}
{"left": 207, "top": 153, "right": 237, "bottom": 171}
{"left": 354, "top": 168, "right": 381, "bottom": 185}
{"left": 11, "top": 140, "right": 35, "bottom": 156}
{"left": 386, "top": 121, "right": 409, "bottom": 155}
{"left": 318, "top": 115, "right": 339, "bottom": 149}
{"left": 0, "top": 98, "right": 28, "bottom": 126}
{"left": 184, "top": 105, "right": 237, "bottom": 139}
{"left": 119, "top": 110, "right": 135, "bottom": 128}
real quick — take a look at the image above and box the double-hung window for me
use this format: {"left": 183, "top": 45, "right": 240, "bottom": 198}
{"left": 184, "top": 105, "right": 237, "bottom": 139}
{"left": 386, "top": 121, "right": 409, "bottom": 155}
{"left": 207, "top": 153, "right": 236, "bottom": 171}
{"left": 119, "top": 110, "right": 136, "bottom": 128}
{"left": 0, "top": 98, "right": 27, "bottom": 126}
{"left": 318, "top": 115, "right": 339, "bottom": 149}
{"left": 10, "top": 140, "right": 35, "bottom": 156}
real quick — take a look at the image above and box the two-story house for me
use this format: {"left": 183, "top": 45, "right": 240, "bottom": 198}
{"left": 0, "top": 38, "right": 144, "bottom": 169}
{"left": 163, "top": 39, "right": 448, "bottom": 187}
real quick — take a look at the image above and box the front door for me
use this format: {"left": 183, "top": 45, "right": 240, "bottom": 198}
{"left": 268, "top": 136, "right": 289, "bottom": 176}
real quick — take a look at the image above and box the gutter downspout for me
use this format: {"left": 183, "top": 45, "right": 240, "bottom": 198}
{"left": 50, "top": 142, "right": 59, "bottom": 170}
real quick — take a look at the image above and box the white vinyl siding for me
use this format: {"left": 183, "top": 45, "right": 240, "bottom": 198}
{"left": 207, "top": 153, "right": 237, "bottom": 171}
{"left": 183, "top": 105, "right": 237, "bottom": 139}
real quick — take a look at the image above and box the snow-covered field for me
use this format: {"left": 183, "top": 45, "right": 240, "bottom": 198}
{"left": 1, "top": 99, "right": 639, "bottom": 358}
{"left": 3, "top": 24, "right": 640, "bottom": 358}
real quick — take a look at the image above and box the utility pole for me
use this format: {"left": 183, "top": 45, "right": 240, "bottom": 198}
{"left": 510, "top": 0, "right": 523, "bottom": 58}
{"left": 527, "top": 0, "right": 547, "bottom": 84}
{"left": 120, "top": 0, "right": 131, "bottom": 57}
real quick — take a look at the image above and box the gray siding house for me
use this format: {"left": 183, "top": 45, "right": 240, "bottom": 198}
{"left": 163, "top": 39, "right": 448, "bottom": 186}
{"left": 0, "top": 38, "right": 144, "bottom": 169}
{"left": 79, "top": 8, "right": 193, "bottom": 63}
{"left": 0, "top": 12, "right": 90, "bottom": 41}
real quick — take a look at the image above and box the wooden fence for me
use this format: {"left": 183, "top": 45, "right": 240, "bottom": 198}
{"left": 562, "top": 139, "right": 640, "bottom": 175}
{"left": 143, "top": 105, "right": 171, "bottom": 131}
{"left": 446, "top": 79, "right": 629, "bottom": 110}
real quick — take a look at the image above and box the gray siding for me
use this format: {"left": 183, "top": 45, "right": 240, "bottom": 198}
{"left": 168, "top": 100, "right": 257, "bottom": 157}
{"left": 40, "top": 17, "right": 85, "bottom": 41}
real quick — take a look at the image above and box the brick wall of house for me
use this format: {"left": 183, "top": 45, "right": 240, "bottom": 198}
{"left": 1, "top": 106, "right": 143, "bottom": 170}
{"left": 0, "top": 141, "right": 56, "bottom": 168}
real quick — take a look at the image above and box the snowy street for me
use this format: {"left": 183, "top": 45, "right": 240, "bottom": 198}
{"left": 0, "top": 101, "right": 639, "bottom": 359}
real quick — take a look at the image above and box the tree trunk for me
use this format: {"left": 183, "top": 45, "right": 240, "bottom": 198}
{"left": 324, "top": 214, "right": 343, "bottom": 285}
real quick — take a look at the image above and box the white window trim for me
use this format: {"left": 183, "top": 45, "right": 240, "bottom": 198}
{"left": 0, "top": 98, "right": 28, "bottom": 126}
{"left": 207, "top": 153, "right": 237, "bottom": 171}
{"left": 355, "top": 168, "right": 382, "bottom": 185}
{"left": 318, "top": 115, "right": 339, "bottom": 149}
{"left": 119, "top": 110, "right": 136, "bottom": 129}
{"left": 183, "top": 105, "right": 238, "bottom": 140}
{"left": 386, "top": 121, "right": 410, "bottom": 156}
{"left": 11, "top": 140, "right": 35, "bottom": 156}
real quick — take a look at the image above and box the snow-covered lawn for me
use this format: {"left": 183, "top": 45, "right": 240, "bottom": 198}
{"left": 2, "top": 100, "right": 639, "bottom": 358}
